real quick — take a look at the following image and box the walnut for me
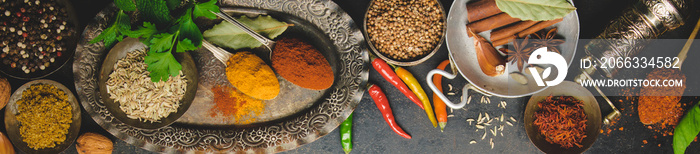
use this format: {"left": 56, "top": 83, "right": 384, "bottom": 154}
{"left": 0, "top": 77, "right": 9, "bottom": 109}
{"left": 76, "top": 133, "right": 113, "bottom": 154}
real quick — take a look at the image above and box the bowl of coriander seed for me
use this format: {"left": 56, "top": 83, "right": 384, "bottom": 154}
{"left": 363, "top": 0, "right": 446, "bottom": 66}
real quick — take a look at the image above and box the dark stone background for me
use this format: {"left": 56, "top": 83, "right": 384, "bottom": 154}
{"left": 2, "top": 0, "right": 700, "bottom": 153}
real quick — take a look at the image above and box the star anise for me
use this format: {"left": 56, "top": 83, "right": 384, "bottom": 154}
{"left": 530, "top": 28, "right": 565, "bottom": 54}
{"left": 499, "top": 36, "right": 534, "bottom": 72}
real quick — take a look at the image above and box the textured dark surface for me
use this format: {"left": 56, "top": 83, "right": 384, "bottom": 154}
{"left": 2, "top": 0, "right": 700, "bottom": 153}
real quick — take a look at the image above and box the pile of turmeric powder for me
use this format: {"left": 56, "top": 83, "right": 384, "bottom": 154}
{"left": 225, "top": 51, "right": 279, "bottom": 100}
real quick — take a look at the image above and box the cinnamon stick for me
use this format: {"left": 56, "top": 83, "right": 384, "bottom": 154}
{"left": 467, "top": 0, "right": 501, "bottom": 22}
{"left": 491, "top": 18, "right": 564, "bottom": 46}
{"left": 490, "top": 21, "right": 539, "bottom": 41}
{"left": 492, "top": 35, "right": 516, "bottom": 47}
{"left": 466, "top": 13, "right": 520, "bottom": 37}
{"left": 517, "top": 18, "right": 563, "bottom": 38}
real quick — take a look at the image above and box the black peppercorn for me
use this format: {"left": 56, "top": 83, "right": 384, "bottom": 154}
{"left": 0, "top": 0, "right": 73, "bottom": 74}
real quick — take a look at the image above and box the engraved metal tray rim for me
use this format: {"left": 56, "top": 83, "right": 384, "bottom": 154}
{"left": 73, "top": 0, "right": 369, "bottom": 153}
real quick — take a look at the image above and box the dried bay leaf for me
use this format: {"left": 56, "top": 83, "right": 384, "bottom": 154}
{"left": 495, "top": 0, "right": 575, "bottom": 21}
{"left": 203, "top": 15, "right": 291, "bottom": 50}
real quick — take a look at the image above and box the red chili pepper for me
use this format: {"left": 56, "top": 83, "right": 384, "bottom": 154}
{"left": 371, "top": 57, "right": 424, "bottom": 109}
{"left": 368, "top": 83, "right": 412, "bottom": 139}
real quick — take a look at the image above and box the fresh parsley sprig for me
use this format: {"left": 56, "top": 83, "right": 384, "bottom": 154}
{"left": 90, "top": 0, "right": 220, "bottom": 82}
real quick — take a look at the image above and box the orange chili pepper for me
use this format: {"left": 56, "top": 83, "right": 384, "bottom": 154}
{"left": 433, "top": 60, "right": 450, "bottom": 132}
{"left": 394, "top": 66, "right": 437, "bottom": 128}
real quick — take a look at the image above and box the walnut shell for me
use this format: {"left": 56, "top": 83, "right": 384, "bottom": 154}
{"left": 0, "top": 132, "right": 15, "bottom": 154}
{"left": 0, "top": 77, "right": 10, "bottom": 109}
{"left": 76, "top": 132, "right": 113, "bottom": 154}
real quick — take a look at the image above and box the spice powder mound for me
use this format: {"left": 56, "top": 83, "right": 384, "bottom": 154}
{"left": 533, "top": 96, "right": 588, "bottom": 149}
{"left": 225, "top": 51, "right": 279, "bottom": 100}
{"left": 210, "top": 85, "right": 264, "bottom": 124}
{"left": 272, "top": 37, "right": 334, "bottom": 90}
{"left": 638, "top": 68, "right": 686, "bottom": 127}
{"left": 16, "top": 84, "right": 73, "bottom": 150}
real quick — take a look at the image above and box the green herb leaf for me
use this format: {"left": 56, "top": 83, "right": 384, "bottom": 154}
{"left": 495, "top": 0, "right": 576, "bottom": 21}
{"left": 115, "top": 0, "right": 136, "bottom": 11}
{"left": 149, "top": 32, "right": 176, "bottom": 53}
{"left": 89, "top": 26, "right": 119, "bottom": 47}
{"left": 89, "top": 10, "right": 131, "bottom": 48}
{"left": 125, "top": 22, "right": 158, "bottom": 41}
{"left": 175, "top": 38, "right": 197, "bottom": 53}
{"left": 93, "top": 0, "right": 211, "bottom": 83}
{"left": 135, "top": 0, "right": 172, "bottom": 26}
{"left": 203, "top": 15, "right": 290, "bottom": 50}
{"left": 176, "top": 10, "right": 203, "bottom": 47}
{"left": 673, "top": 102, "right": 700, "bottom": 154}
{"left": 166, "top": 0, "right": 181, "bottom": 11}
{"left": 193, "top": 0, "right": 219, "bottom": 19}
{"left": 145, "top": 50, "right": 181, "bottom": 82}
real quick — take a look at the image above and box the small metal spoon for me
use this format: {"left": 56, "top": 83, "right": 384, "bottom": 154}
{"left": 203, "top": 10, "right": 276, "bottom": 64}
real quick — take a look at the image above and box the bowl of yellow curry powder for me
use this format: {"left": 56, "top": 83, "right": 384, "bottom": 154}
{"left": 4, "top": 79, "right": 82, "bottom": 154}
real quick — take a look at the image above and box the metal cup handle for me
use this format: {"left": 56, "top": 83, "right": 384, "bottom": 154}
{"left": 464, "top": 83, "right": 494, "bottom": 97}
{"left": 427, "top": 69, "right": 467, "bottom": 109}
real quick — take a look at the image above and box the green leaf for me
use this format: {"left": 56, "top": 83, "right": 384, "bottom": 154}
{"left": 203, "top": 15, "right": 290, "bottom": 50}
{"left": 674, "top": 102, "right": 700, "bottom": 154}
{"left": 115, "top": 10, "right": 131, "bottom": 31}
{"left": 144, "top": 50, "right": 181, "bottom": 82}
{"left": 166, "top": 0, "right": 181, "bottom": 11}
{"left": 193, "top": 0, "right": 219, "bottom": 19}
{"left": 149, "top": 32, "right": 176, "bottom": 53}
{"left": 89, "top": 10, "right": 131, "bottom": 47}
{"left": 176, "top": 9, "right": 203, "bottom": 47}
{"left": 175, "top": 38, "right": 197, "bottom": 53}
{"left": 495, "top": 0, "right": 576, "bottom": 21}
{"left": 89, "top": 26, "right": 119, "bottom": 47}
{"left": 115, "top": 0, "right": 136, "bottom": 11}
{"left": 134, "top": 0, "right": 172, "bottom": 26}
{"left": 125, "top": 22, "right": 158, "bottom": 39}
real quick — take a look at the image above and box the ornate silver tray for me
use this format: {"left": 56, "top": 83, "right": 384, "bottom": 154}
{"left": 73, "top": 0, "right": 368, "bottom": 153}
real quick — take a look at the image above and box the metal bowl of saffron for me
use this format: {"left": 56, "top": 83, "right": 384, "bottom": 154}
{"left": 524, "top": 81, "right": 601, "bottom": 154}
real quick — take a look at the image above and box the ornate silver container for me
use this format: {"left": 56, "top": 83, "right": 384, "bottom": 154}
{"left": 576, "top": 0, "right": 691, "bottom": 81}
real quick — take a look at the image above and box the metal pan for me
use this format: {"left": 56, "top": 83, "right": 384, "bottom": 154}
{"left": 427, "top": 0, "right": 580, "bottom": 108}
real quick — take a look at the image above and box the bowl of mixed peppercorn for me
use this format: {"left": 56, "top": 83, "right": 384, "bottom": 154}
{"left": 0, "top": 0, "right": 79, "bottom": 79}
{"left": 363, "top": 0, "right": 446, "bottom": 66}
